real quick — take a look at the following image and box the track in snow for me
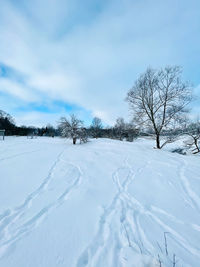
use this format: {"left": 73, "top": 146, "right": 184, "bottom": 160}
{"left": 76, "top": 155, "right": 200, "bottom": 267}
{"left": 76, "top": 158, "right": 151, "bottom": 267}
{"left": 0, "top": 149, "right": 82, "bottom": 258}
{"left": 178, "top": 157, "right": 200, "bottom": 214}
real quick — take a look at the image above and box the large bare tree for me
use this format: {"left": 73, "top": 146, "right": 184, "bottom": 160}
{"left": 126, "top": 66, "right": 192, "bottom": 149}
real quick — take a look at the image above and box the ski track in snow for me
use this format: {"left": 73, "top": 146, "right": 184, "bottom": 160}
{"left": 76, "top": 156, "right": 200, "bottom": 267}
{"left": 0, "top": 148, "right": 44, "bottom": 162}
{"left": 76, "top": 158, "right": 150, "bottom": 267}
{"left": 178, "top": 157, "right": 200, "bottom": 214}
{"left": 0, "top": 148, "right": 82, "bottom": 258}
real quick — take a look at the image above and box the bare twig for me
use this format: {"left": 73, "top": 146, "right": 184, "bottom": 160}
{"left": 157, "top": 254, "right": 162, "bottom": 267}
{"left": 157, "top": 241, "right": 163, "bottom": 253}
{"left": 164, "top": 232, "right": 169, "bottom": 256}
{"left": 173, "top": 254, "right": 176, "bottom": 267}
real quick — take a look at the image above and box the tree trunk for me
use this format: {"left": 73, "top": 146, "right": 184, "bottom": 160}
{"left": 194, "top": 138, "right": 200, "bottom": 153}
{"left": 156, "top": 134, "right": 161, "bottom": 149}
{"left": 73, "top": 137, "right": 76, "bottom": 145}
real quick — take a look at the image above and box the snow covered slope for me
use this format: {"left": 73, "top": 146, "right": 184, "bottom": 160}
{"left": 0, "top": 137, "right": 199, "bottom": 267}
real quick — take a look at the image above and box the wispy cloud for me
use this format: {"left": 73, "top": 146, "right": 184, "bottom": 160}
{"left": 0, "top": 0, "right": 200, "bottom": 126}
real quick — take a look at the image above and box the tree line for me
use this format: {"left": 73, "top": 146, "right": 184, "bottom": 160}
{"left": 0, "top": 109, "right": 139, "bottom": 143}
{"left": 0, "top": 111, "right": 59, "bottom": 137}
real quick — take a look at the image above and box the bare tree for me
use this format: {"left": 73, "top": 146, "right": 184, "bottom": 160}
{"left": 90, "top": 117, "right": 103, "bottom": 138}
{"left": 114, "top": 117, "right": 126, "bottom": 140}
{"left": 0, "top": 110, "right": 16, "bottom": 135}
{"left": 45, "top": 124, "right": 56, "bottom": 137}
{"left": 58, "top": 114, "right": 83, "bottom": 144}
{"left": 126, "top": 66, "right": 192, "bottom": 149}
{"left": 79, "top": 127, "right": 88, "bottom": 144}
{"left": 125, "top": 122, "right": 139, "bottom": 142}
{"left": 185, "top": 119, "right": 200, "bottom": 154}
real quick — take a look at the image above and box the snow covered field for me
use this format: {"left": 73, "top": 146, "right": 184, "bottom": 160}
{"left": 0, "top": 137, "right": 199, "bottom": 267}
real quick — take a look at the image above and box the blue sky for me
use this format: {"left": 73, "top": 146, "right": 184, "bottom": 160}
{"left": 0, "top": 0, "right": 200, "bottom": 127}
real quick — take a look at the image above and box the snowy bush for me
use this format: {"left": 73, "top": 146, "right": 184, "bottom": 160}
{"left": 58, "top": 114, "right": 88, "bottom": 145}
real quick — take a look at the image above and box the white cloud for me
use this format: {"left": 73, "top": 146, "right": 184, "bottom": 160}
{"left": 29, "top": 71, "right": 83, "bottom": 103}
{"left": 14, "top": 111, "right": 62, "bottom": 127}
{"left": 0, "top": 78, "right": 38, "bottom": 102}
{"left": 0, "top": 0, "right": 200, "bottom": 125}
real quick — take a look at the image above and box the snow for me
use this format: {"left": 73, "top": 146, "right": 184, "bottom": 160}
{"left": 0, "top": 136, "right": 199, "bottom": 267}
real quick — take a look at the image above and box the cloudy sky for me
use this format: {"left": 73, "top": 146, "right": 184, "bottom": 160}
{"left": 0, "top": 0, "right": 200, "bottom": 127}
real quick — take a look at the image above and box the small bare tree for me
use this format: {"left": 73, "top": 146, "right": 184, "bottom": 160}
{"left": 114, "top": 117, "right": 126, "bottom": 140}
{"left": 125, "top": 123, "right": 139, "bottom": 142}
{"left": 79, "top": 127, "right": 88, "bottom": 144}
{"left": 90, "top": 117, "right": 103, "bottom": 138}
{"left": 185, "top": 119, "right": 200, "bottom": 154}
{"left": 126, "top": 66, "right": 192, "bottom": 149}
{"left": 58, "top": 114, "right": 83, "bottom": 145}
